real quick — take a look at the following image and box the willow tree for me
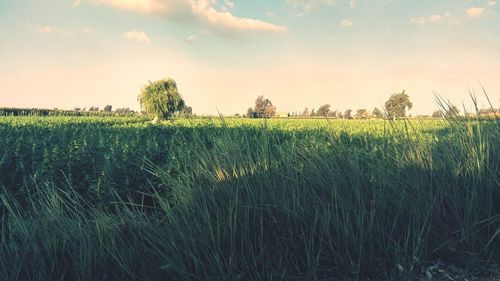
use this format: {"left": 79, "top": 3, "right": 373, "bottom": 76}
{"left": 385, "top": 90, "right": 412, "bottom": 118}
{"left": 138, "top": 78, "right": 185, "bottom": 121}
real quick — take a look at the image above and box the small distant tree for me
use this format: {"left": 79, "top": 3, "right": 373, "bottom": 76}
{"left": 355, "top": 109, "right": 370, "bottom": 119}
{"left": 344, "top": 109, "right": 352, "bottom": 119}
{"left": 73, "top": 107, "right": 81, "bottom": 112}
{"left": 138, "top": 78, "right": 185, "bottom": 121}
{"left": 115, "top": 108, "right": 134, "bottom": 115}
{"left": 302, "top": 107, "right": 309, "bottom": 116}
{"left": 337, "top": 111, "right": 343, "bottom": 119}
{"left": 252, "top": 96, "right": 276, "bottom": 118}
{"left": 385, "top": 90, "right": 412, "bottom": 118}
{"left": 445, "top": 105, "right": 460, "bottom": 118}
{"left": 310, "top": 108, "right": 315, "bottom": 117}
{"left": 372, "top": 107, "right": 383, "bottom": 118}
{"left": 247, "top": 107, "right": 256, "bottom": 118}
{"left": 478, "top": 107, "right": 499, "bottom": 115}
{"left": 263, "top": 103, "right": 276, "bottom": 118}
{"left": 317, "top": 104, "right": 331, "bottom": 117}
{"left": 432, "top": 110, "right": 442, "bottom": 118}
{"left": 89, "top": 106, "right": 99, "bottom": 112}
{"left": 103, "top": 105, "right": 112, "bottom": 112}
{"left": 182, "top": 106, "right": 193, "bottom": 116}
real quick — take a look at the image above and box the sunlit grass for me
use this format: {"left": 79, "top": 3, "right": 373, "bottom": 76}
{"left": 0, "top": 114, "right": 498, "bottom": 280}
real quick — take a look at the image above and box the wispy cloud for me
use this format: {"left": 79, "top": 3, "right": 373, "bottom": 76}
{"left": 266, "top": 11, "right": 276, "bottom": 18}
{"left": 26, "top": 22, "right": 79, "bottom": 36}
{"left": 91, "top": 0, "right": 285, "bottom": 34}
{"left": 185, "top": 34, "right": 197, "bottom": 43}
{"left": 466, "top": 7, "right": 485, "bottom": 19}
{"left": 410, "top": 13, "right": 459, "bottom": 25}
{"left": 412, "top": 3, "right": 493, "bottom": 25}
{"left": 123, "top": 30, "right": 151, "bottom": 44}
{"left": 286, "top": 0, "right": 337, "bottom": 13}
{"left": 221, "top": 0, "right": 234, "bottom": 11}
{"left": 37, "top": 25, "right": 53, "bottom": 33}
{"left": 339, "top": 19, "right": 353, "bottom": 27}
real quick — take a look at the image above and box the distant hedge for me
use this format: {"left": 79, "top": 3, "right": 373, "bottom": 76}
{"left": 0, "top": 108, "right": 137, "bottom": 117}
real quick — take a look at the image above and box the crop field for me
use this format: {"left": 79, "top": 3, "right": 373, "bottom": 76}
{"left": 0, "top": 116, "right": 498, "bottom": 280}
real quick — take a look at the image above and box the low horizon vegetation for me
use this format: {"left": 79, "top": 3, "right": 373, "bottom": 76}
{"left": 4, "top": 79, "right": 499, "bottom": 120}
{"left": 0, "top": 95, "right": 498, "bottom": 280}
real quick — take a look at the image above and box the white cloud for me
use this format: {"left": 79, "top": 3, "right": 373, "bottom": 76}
{"left": 93, "top": 0, "right": 168, "bottom": 14}
{"left": 26, "top": 23, "right": 80, "bottom": 36}
{"left": 219, "top": 1, "right": 233, "bottom": 12}
{"left": 428, "top": 14, "right": 442, "bottom": 23}
{"left": 224, "top": 0, "right": 234, "bottom": 9}
{"left": 339, "top": 19, "right": 353, "bottom": 27}
{"left": 73, "top": 0, "right": 82, "bottom": 6}
{"left": 349, "top": 0, "right": 355, "bottom": 8}
{"left": 81, "top": 26, "right": 92, "bottom": 33}
{"left": 123, "top": 30, "right": 151, "bottom": 43}
{"left": 92, "top": 0, "right": 285, "bottom": 33}
{"left": 487, "top": 0, "right": 496, "bottom": 7}
{"left": 38, "top": 26, "right": 53, "bottom": 33}
{"left": 286, "top": 0, "right": 337, "bottom": 13}
{"left": 410, "top": 13, "right": 459, "bottom": 25}
{"left": 410, "top": 16, "right": 426, "bottom": 25}
{"left": 185, "top": 34, "right": 197, "bottom": 43}
{"left": 466, "top": 7, "right": 485, "bottom": 18}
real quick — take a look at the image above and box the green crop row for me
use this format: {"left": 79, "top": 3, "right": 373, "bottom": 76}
{"left": 0, "top": 116, "right": 498, "bottom": 280}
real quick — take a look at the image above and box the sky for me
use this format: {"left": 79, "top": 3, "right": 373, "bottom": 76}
{"left": 1, "top": 0, "right": 499, "bottom": 115}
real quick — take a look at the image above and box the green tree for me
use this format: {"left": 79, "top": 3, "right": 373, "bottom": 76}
{"left": 253, "top": 96, "right": 276, "bottom": 118}
{"left": 372, "top": 107, "right": 383, "bottom": 118}
{"left": 344, "top": 109, "right": 352, "bottom": 119}
{"left": 317, "top": 104, "right": 331, "bottom": 117}
{"left": 355, "top": 109, "right": 370, "bottom": 119}
{"left": 103, "top": 105, "right": 112, "bottom": 112}
{"left": 138, "top": 78, "right": 185, "bottom": 120}
{"left": 385, "top": 90, "right": 413, "bottom": 118}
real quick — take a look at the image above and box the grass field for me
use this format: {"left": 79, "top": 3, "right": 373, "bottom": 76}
{"left": 0, "top": 116, "right": 498, "bottom": 280}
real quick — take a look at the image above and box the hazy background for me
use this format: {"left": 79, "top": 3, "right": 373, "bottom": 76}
{"left": 1, "top": 0, "right": 499, "bottom": 115}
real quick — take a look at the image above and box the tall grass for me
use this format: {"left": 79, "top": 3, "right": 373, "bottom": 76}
{"left": 0, "top": 114, "right": 498, "bottom": 280}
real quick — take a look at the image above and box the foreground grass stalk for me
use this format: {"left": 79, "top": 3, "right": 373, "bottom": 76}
{"left": 0, "top": 115, "right": 498, "bottom": 280}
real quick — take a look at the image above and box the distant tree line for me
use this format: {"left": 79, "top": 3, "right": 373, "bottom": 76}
{"left": 245, "top": 91, "right": 413, "bottom": 119}
{"left": 0, "top": 107, "right": 137, "bottom": 117}
{"left": 284, "top": 107, "right": 383, "bottom": 119}
{"left": 243, "top": 90, "right": 499, "bottom": 119}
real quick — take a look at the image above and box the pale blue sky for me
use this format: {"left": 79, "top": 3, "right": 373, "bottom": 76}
{"left": 1, "top": 0, "right": 499, "bottom": 114}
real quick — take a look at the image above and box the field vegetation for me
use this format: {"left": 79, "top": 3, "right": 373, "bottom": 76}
{"left": 0, "top": 113, "right": 498, "bottom": 280}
